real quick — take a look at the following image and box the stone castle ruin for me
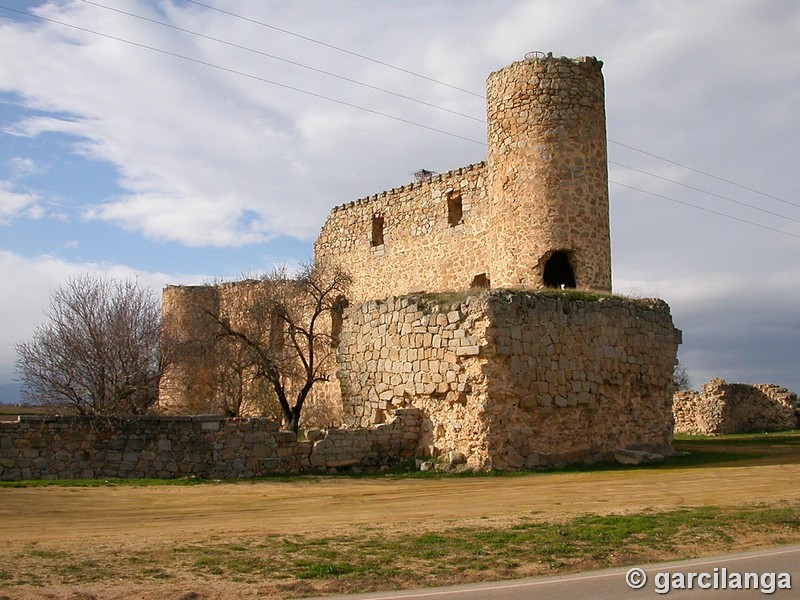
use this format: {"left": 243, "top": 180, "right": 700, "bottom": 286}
{"left": 314, "top": 53, "right": 611, "bottom": 300}
{"left": 673, "top": 379, "right": 799, "bottom": 435}
{"left": 159, "top": 53, "right": 682, "bottom": 470}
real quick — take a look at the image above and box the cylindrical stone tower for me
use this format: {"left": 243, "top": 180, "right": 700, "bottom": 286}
{"left": 486, "top": 53, "right": 611, "bottom": 291}
{"left": 158, "top": 285, "right": 220, "bottom": 413}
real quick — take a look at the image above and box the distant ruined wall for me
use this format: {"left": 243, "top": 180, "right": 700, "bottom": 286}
{"left": 673, "top": 379, "right": 799, "bottom": 435}
{"left": 337, "top": 290, "right": 680, "bottom": 470}
{"left": 0, "top": 410, "right": 422, "bottom": 481}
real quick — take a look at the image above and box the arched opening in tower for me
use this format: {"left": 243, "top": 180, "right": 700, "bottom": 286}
{"left": 543, "top": 251, "right": 576, "bottom": 289}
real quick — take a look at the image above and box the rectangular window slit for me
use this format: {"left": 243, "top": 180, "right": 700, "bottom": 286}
{"left": 371, "top": 215, "right": 384, "bottom": 247}
{"left": 447, "top": 192, "right": 463, "bottom": 227}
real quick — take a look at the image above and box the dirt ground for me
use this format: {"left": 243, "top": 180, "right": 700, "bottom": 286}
{"left": 2, "top": 444, "right": 800, "bottom": 599}
{"left": 3, "top": 462, "right": 800, "bottom": 545}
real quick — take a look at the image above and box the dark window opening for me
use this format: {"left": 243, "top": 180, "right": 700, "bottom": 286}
{"left": 371, "top": 215, "right": 384, "bottom": 247}
{"left": 447, "top": 192, "right": 463, "bottom": 227}
{"left": 330, "top": 296, "right": 348, "bottom": 347}
{"left": 543, "top": 251, "right": 576, "bottom": 289}
{"left": 470, "top": 273, "right": 490, "bottom": 289}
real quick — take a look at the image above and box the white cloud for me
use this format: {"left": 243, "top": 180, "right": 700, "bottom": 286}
{"left": 0, "top": 0, "right": 798, "bottom": 396}
{"left": 0, "top": 181, "right": 41, "bottom": 225}
{"left": 0, "top": 249, "right": 206, "bottom": 382}
{"left": 8, "top": 157, "right": 42, "bottom": 179}
{"left": 82, "top": 193, "right": 271, "bottom": 248}
{"left": 0, "top": 1, "right": 500, "bottom": 246}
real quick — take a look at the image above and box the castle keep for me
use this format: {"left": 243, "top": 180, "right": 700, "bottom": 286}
{"left": 315, "top": 54, "right": 611, "bottom": 301}
{"left": 159, "top": 53, "right": 681, "bottom": 471}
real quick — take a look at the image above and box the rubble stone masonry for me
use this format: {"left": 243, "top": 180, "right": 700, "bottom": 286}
{"left": 0, "top": 410, "right": 421, "bottom": 481}
{"left": 673, "top": 378, "right": 799, "bottom": 435}
{"left": 486, "top": 55, "right": 611, "bottom": 292}
{"left": 315, "top": 54, "right": 611, "bottom": 302}
{"left": 160, "top": 282, "right": 341, "bottom": 425}
{"left": 157, "top": 54, "right": 681, "bottom": 470}
{"left": 314, "top": 163, "right": 490, "bottom": 302}
{"left": 337, "top": 290, "right": 680, "bottom": 470}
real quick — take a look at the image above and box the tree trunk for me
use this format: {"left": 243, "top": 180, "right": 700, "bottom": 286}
{"left": 288, "top": 409, "right": 301, "bottom": 434}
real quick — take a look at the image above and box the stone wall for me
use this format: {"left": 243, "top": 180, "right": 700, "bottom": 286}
{"left": 314, "top": 163, "right": 490, "bottom": 303}
{"left": 673, "top": 379, "right": 799, "bottom": 435}
{"left": 0, "top": 410, "right": 421, "bottom": 481}
{"left": 159, "top": 281, "right": 342, "bottom": 427}
{"left": 314, "top": 54, "right": 612, "bottom": 303}
{"left": 337, "top": 289, "right": 680, "bottom": 470}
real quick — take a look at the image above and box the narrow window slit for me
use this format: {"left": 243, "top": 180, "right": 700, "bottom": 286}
{"left": 447, "top": 192, "right": 463, "bottom": 227}
{"left": 371, "top": 215, "right": 384, "bottom": 247}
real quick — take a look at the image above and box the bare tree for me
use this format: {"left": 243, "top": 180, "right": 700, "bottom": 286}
{"left": 15, "top": 275, "right": 163, "bottom": 416}
{"left": 673, "top": 361, "right": 692, "bottom": 391}
{"left": 208, "top": 334, "right": 280, "bottom": 418}
{"left": 209, "top": 261, "right": 351, "bottom": 433}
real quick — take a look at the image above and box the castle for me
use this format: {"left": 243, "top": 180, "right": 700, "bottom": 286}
{"left": 160, "top": 53, "right": 681, "bottom": 470}
{"left": 314, "top": 53, "right": 611, "bottom": 301}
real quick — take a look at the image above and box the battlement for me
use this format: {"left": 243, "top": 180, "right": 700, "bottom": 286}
{"left": 315, "top": 52, "right": 611, "bottom": 303}
{"left": 329, "top": 162, "right": 487, "bottom": 215}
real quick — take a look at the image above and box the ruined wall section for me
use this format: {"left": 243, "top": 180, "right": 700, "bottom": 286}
{"left": 315, "top": 163, "right": 490, "bottom": 303}
{"left": 0, "top": 410, "right": 422, "bottom": 481}
{"left": 673, "top": 379, "right": 799, "bottom": 435}
{"left": 481, "top": 292, "right": 678, "bottom": 468}
{"left": 337, "top": 291, "right": 679, "bottom": 470}
{"left": 159, "top": 285, "right": 220, "bottom": 414}
{"left": 337, "top": 293, "right": 494, "bottom": 466}
{"left": 486, "top": 55, "right": 611, "bottom": 291}
{"left": 159, "top": 281, "right": 341, "bottom": 426}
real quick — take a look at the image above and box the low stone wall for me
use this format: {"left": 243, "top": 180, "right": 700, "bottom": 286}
{"left": 673, "top": 379, "right": 799, "bottom": 435}
{"left": 337, "top": 290, "right": 681, "bottom": 470}
{"left": 0, "top": 409, "right": 421, "bottom": 481}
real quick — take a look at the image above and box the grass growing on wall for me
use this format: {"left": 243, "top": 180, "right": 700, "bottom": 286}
{"left": 404, "top": 287, "right": 661, "bottom": 313}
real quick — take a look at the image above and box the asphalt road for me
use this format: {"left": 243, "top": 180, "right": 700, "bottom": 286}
{"left": 309, "top": 545, "right": 800, "bottom": 599}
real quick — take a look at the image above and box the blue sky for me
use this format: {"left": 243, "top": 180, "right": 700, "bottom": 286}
{"left": 1, "top": 0, "right": 799, "bottom": 402}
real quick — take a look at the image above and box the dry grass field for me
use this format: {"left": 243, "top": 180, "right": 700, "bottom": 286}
{"left": 1, "top": 432, "right": 799, "bottom": 599}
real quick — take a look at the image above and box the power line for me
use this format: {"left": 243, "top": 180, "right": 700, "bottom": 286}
{"left": 0, "top": 5, "right": 486, "bottom": 147}
{"left": 30, "top": 1, "right": 794, "bottom": 214}
{"left": 78, "top": 0, "right": 485, "bottom": 124}
{"left": 609, "top": 140, "right": 799, "bottom": 210}
{"left": 610, "top": 181, "right": 800, "bottom": 240}
{"left": 181, "top": 1, "right": 794, "bottom": 211}
{"left": 609, "top": 161, "right": 800, "bottom": 224}
{"left": 1, "top": 4, "right": 796, "bottom": 242}
{"left": 183, "top": 0, "right": 485, "bottom": 99}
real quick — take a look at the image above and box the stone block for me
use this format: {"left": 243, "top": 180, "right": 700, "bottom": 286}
{"left": 456, "top": 345, "right": 480, "bottom": 356}
{"left": 305, "top": 428, "right": 325, "bottom": 442}
{"left": 277, "top": 431, "right": 297, "bottom": 444}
